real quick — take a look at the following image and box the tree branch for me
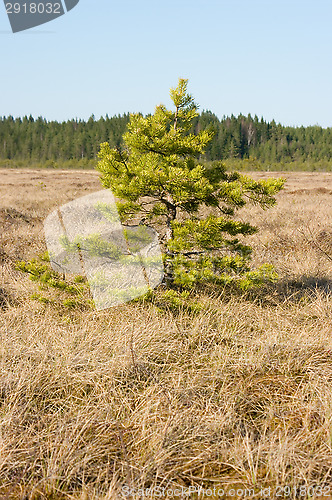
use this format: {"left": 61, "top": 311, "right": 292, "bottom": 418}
{"left": 174, "top": 106, "right": 179, "bottom": 131}
{"left": 116, "top": 146, "right": 133, "bottom": 176}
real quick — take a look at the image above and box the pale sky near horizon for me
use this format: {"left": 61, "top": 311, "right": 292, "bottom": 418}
{"left": 1, "top": 0, "right": 331, "bottom": 127}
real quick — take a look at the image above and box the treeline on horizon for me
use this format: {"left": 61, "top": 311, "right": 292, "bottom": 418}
{"left": 0, "top": 111, "right": 331, "bottom": 171}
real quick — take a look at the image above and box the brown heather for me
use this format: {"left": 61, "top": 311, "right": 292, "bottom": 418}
{"left": 0, "top": 169, "right": 332, "bottom": 499}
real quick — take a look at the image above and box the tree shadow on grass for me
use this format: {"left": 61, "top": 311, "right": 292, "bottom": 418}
{"left": 243, "top": 275, "right": 332, "bottom": 306}
{"left": 0, "top": 287, "right": 16, "bottom": 310}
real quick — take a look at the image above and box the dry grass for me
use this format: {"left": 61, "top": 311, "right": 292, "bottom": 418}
{"left": 0, "top": 169, "right": 332, "bottom": 499}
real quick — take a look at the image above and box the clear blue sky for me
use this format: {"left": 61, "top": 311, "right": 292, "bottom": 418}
{"left": 1, "top": 0, "right": 331, "bottom": 127}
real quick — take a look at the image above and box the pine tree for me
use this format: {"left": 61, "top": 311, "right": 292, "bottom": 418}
{"left": 97, "top": 79, "right": 285, "bottom": 291}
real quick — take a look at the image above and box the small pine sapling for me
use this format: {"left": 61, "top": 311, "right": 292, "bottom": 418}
{"left": 97, "top": 79, "right": 285, "bottom": 291}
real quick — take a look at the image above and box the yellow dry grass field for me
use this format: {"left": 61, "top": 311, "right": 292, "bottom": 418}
{"left": 0, "top": 168, "right": 332, "bottom": 499}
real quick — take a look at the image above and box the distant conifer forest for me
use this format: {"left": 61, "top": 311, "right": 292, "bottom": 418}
{"left": 0, "top": 112, "right": 331, "bottom": 171}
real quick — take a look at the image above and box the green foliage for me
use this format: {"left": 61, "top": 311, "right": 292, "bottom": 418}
{"left": 97, "top": 79, "right": 285, "bottom": 291}
{"left": 153, "top": 289, "right": 203, "bottom": 314}
{"left": 60, "top": 233, "right": 123, "bottom": 260}
{"left": 15, "top": 254, "right": 93, "bottom": 310}
{"left": 133, "top": 288, "right": 204, "bottom": 314}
